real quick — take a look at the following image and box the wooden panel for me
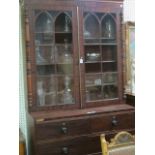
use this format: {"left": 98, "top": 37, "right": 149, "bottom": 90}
{"left": 78, "top": 0, "right": 123, "bottom": 13}
{"left": 35, "top": 110, "right": 134, "bottom": 141}
{"left": 90, "top": 111, "right": 135, "bottom": 133}
{"left": 25, "top": 0, "right": 77, "bottom": 6}
{"left": 24, "top": 1, "right": 134, "bottom": 155}
{"left": 126, "top": 94, "right": 135, "bottom": 106}
{"left": 35, "top": 130, "right": 134, "bottom": 155}
{"left": 36, "top": 117, "right": 90, "bottom": 141}
{"left": 36, "top": 135, "right": 101, "bottom": 155}
{"left": 31, "top": 104, "right": 134, "bottom": 120}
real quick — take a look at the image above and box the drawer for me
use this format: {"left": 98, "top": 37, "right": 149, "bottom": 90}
{"left": 35, "top": 130, "right": 134, "bottom": 155}
{"left": 35, "top": 118, "right": 91, "bottom": 141}
{"left": 36, "top": 135, "right": 101, "bottom": 155}
{"left": 90, "top": 111, "right": 135, "bottom": 133}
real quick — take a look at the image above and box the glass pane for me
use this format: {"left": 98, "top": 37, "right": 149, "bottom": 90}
{"left": 35, "top": 33, "right": 54, "bottom": 44}
{"left": 102, "top": 46, "right": 117, "bottom": 61}
{"left": 55, "top": 13, "right": 72, "bottom": 32}
{"left": 55, "top": 39, "right": 73, "bottom": 63}
{"left": 35, "top": 11, "right": 75, "bottom": 106}
{"left": 103, "top": 85, "right": 118, "bottom": 99}
{"left": 86, "top": 86, "right": 102, "bottom": 101}
{"left": 56, "top": 64, "right": 73, "bottom": 74}
{"left": 35, "top": 13, "right": 53, "bottom": 32}
{"left": 101, "top": 15, "right": 116, "bottom": 43}
{"left": 85, "top": 46, "right": 101, "bottom": 62}
{"left": 83, "top": 12, "right": 118, "bottom": 102}
{"left": 85, "top": 63, "right": 101, "bottom": 73}
{"left": 102, "top": 62, "right": 117, "bottom": 72}
{"left": 35, "top": 46, "right": 55, "bottom": 64}
{"left": 55, "top": 33, "right": 72, "bottom": 44}
{"left": 57, "top": 76, "right": 74, "bottom": 104}
{"left": 103, "top": 73, "right": 117, "bottom": 84}
{"left": 84, "top": 13, "right": 100, "bottom": 43}
{"left": 34, "top": 9, "right": 78, "bottom": 107}
{"left": 85, "top": 74, "right": 102, "bottom": 86}
{"left": 37, "top": 65, "right": 55, "bottom": 76}
{"left": 37, "top": 76, "right": 56, "bottom": 106}
{"left": 85, "top": 74, "right": 102, "bottom": 101}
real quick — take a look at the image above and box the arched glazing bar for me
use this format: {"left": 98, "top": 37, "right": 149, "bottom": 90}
{"left": 55, "top": 12, "right": 72, "bottom": 32}
{"left": 101, "top": 13, "right": 116, "bottom": 39}
{"left": 84, "top": 12, "right": 100, "bottom": 39}
{"left": 35, "top": 11, "right": 54, "bottom": 32}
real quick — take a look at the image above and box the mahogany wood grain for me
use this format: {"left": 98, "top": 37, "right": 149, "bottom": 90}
{"left": 126, "top": 94, "right": 135, "bottom": 106}
{"left": 35, "top": 110, "right": 134, "bottom": 141}
{"left": 90, "top": 111, "right": 134, "bottom": 133}
{"left": 23, "top": 1, "right": 135, "bottom": 155}
{"left": 35, "top": 129, "right": 134, "bottom": 155}
{"left": 32, "top": 104, "right": 134, "bottom": 120}
{"left": 25, "top": 0, "right": 125, "bottom": 112}
{"left": 35, "top": 117, "right": 91, "bottom": 141}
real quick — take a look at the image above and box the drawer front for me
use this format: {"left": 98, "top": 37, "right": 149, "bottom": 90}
{"left": 35, "top": 130, "right": 134, "bottom": 155}
{"left": 36, "top": 118, "right": 90, "bottom": 141}
{"left": 91, "top": 111, "right": 135, "bottom": 133}
{"left": 36, "top": 135, "right": 101, "bottom": 155}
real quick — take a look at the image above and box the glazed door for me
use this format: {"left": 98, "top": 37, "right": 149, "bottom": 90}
{"left": 28, "top": 5, "right": 80, "bottom": 111}
{"left": 26, "top": 2, "right": 123, "bottom": 111}
{"left": 78, "top": 1, "right": 123, "bottom": 108}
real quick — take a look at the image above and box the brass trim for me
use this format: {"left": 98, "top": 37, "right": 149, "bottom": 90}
{"left": 36, "top": 118, "right": 45, "bottom": 122}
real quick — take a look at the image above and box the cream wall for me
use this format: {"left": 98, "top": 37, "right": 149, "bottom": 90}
{"left": 19, "top": 1, "right": 135, "bottom": 155}
{"left": 124, "top": 0, "right": 135, "bottom": 22}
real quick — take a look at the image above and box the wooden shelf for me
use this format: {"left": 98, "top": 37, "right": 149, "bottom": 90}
{"left": 103, "top": 82, "right": 117, "bottom": 86}
{"left": 101, "top": 37, "right": 116, "bottom": 40}
{"left": 85, "top": 82, "right": 102, "bottom": 86}
{"left": 35, "top": 31, "right": 54, "bottom": 34}
{"left": 102, "top": 60, "right": 116, "bottom": 63}
{"left": 56, "top": 62, "right": 73, "bottom": 66}
{"left": 55, "top": 43, "right": 72, "bottom": 46}
{"left": 35, "top": 44, "right": 54, "bottom": 46}
{"left": 85, "top": 60, "right": 116, "bottom": 63}
{"left": 85, "top": 61, "right": 101, "bottom": 63}
{"left": 104, "top": 71, "right": 118, "bottom": 74}
{"left": 85, "top": 72, "right": 102, "bottom": 75}
{"left": 84, "top": 37, "right": 115, "bottom": 40}
{"left": 37, "top": 74, "right": 55, "bottom": 78}
{"left": 86, "top": 97, "right": 119, "bottom": 103}
{"left": 101, "top": 43, "right": 117, "bottom": 45}
{"left": 36, "top": 62, "right": 73, "bottom": 66}
{"left": 36, "top": 63, "right": 55, "bottom": 66}
{"left": 37, "top": 74, "right": 73, "bottom": 77}
{"left": 55, "top": 31, "right": 72, "bottom": 34}
{"left": 85, "top": 82, "right": 117, "bottom": 87}
{"left": 84, "top": 43, "right": 117, "bottom": 46}
{"left": 85, "top": 72, "right": 118, "bottom": 75}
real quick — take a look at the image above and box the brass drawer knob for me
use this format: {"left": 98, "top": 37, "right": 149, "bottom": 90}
{"left": 61, "top": 126, "right": 68, "bottom": 134}
{"left": 61, "top": 147, "right": 69, "bottom": 155}
{"left": 111, "top": 116, "right": 118, "bottom": 126}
